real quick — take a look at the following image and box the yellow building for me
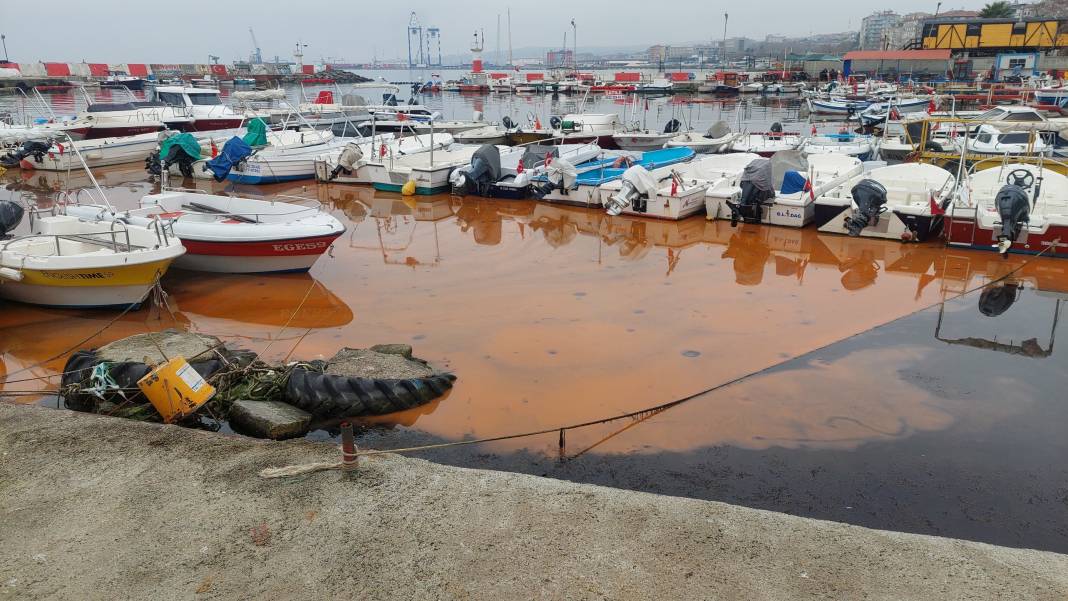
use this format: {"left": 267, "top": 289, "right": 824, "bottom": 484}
{"left": 921, "top": 18, "right": 1067, "bottom": 51}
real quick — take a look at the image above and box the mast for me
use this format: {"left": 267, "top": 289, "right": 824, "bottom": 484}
{"left": 507, "top": 9, "right": 513, "bottom": 68}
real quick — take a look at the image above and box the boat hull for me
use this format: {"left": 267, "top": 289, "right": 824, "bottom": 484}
{"left": 175, "top": 233, "right": 344, "bottom": 274}
{"left": 944, "top": 215, "right": 1068, "bottom": 257}
{"left": 84, "top": 124, "right": 162, "bottom": 139}
{"left": 189, "top": 118, "right": 245, "bottom": 132}
{"left": 0, "top": 259, "right": 175, "bottom": 309}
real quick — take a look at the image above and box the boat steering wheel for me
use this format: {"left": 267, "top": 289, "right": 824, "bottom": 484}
{"left": 1006, "top": 169, "right": 1035, "bottom": 190}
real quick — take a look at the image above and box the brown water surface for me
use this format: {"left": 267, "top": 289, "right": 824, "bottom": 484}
{"left": 3, "top": 163, "right": 1065, "bottom": 459}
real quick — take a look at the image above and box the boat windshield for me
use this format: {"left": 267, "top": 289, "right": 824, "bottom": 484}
{"left": 976, "top": 108, "right": 1007, "bottom": 121}
{"left": 188, "top": 93, "right": 222, "bottom": 106}
{"left": 157, "top": 92, "right": 185, "bottom": 106}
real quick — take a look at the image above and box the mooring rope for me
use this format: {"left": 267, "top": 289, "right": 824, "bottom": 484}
{"left": 259, "top": 241, "right": 1060, "bottom": 479}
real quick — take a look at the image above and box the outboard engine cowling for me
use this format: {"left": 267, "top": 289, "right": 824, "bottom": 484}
{"left": 0, "top": 200, "right": 24, "bottom": 238}
{"left": 843, "top": 179, "right": 888, "bottom": 237}
{"left": 994, "top": 184, "right": 1030, "bottom": 256}
{"left": 502, "top": 116, "right": 515, "bottom": 129}
{"left": 330, "top": 143, "right": 365, "bottom": 180}
{"left": 452, "top": 144, "right": 502, "bottom": 195}
{"left": 605, "top": 165, "right": 659, "bottom": 216}
{"left": 726, "top": 158, "right": 774, "bottom": 226}
{"left": 533, "top": 158, "right": 577, "bottom": 198}
{"left": 770, "top": 122, "right": 783, "bottom": 134}
{"left": 663, "top": 119, "right": 682, "bottom": 134}
{"left": 0, "top": 139, "right": 52, "bottom": 168}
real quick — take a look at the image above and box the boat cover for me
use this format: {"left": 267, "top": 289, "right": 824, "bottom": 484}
{"left": 706, "top": 121, "right": 731, "bottom": 139}
{"left": 232, "top": 90, "right": 286, "bottom": 101}
{"left": 159, "top": 133, "right": 201, "bottom": 161}
{"left": 780, "top": 171, "right": 808, "bottom": 195}
{"left": 242, "top": 118, "right": 268, "bottom": 147}
{"left": 740, "top": 159, "right": 773, "bottom": 193}
{"left": 770, "top": 150, "right": 808, "bottom": 191}
{"left": 205, "top": 137, "right": 253, "bottom": 182}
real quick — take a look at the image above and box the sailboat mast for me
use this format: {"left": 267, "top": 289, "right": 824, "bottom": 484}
{"left": 507, "top": 9, "right": 513, "bottom": 67}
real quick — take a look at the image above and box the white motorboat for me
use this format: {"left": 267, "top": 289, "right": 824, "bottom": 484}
{"left": 453, "top": 125, "right": 510, "bottom": 145}
{"left": 632, "top": 79, "right": 674, "bottom": 94}
{"left": 953, "top": 124, "right": 1056, "bottom": 157}
{"left": 313, "top": 133, "right": 454, "bottom": 184}
{"left": 18, "top": 132, "right": 161, "bottom": 171}
{"left": 65, "top": 192, "right": 345, "bottom": 274}
{"left": 946, "top": 162, "right": 1068, "bottom": 256}
{"left": 704, "top": 153, "right": 864, "bottom": 228}
{"left": 551, "top": 113, "right": 623, "bottom": 148}
{"left": 665, "top": 122, "right": 737, "bottom": 154}
{"left": 800, "top": 134, "right": 876, "bottom": 161}
{"left": 731, "top": 124, "right": 803, "bottom": 157}
{"left": 0, "top": 210, "right": 184, "bottom": 309}
{"left": 814, "top": 162, "right": 956, "bottom": 241}
{"left": 369, "top": 145, "right": 515, "bottom": 195}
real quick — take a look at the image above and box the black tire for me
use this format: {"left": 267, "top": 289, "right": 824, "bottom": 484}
{"left": 60, "top": 350, "right": 225, "bottom": 412}
{"left": 285, "top": 366, "right": 456, "bottom": 419}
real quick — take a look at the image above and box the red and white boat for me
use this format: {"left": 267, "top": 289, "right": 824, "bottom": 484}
{"left": 77, "top": 86, "right": 243, "bottom": 137}
{"left": 64, "top": 192, "right": 345, "bottom": 274}
{"left": 946, "top": 163, "right": 1068, "bottom": 257}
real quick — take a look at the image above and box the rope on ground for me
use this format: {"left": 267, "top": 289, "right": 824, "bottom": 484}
{"left": 259, "top": 241, "right": 1059, "bottom": 480}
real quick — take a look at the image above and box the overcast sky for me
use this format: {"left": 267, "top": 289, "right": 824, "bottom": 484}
{"left": 2, "top": 1, "right": 984, "bottom": 64}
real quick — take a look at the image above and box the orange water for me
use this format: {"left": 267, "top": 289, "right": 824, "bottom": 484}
{"left": 3, "top": 163, "right": 1066, "bottom": 457}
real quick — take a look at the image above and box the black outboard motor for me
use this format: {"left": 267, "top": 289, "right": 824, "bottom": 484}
{"left": 0, "top": 200, "right": 24, "bottom": 239}
{"left": 382, "top": 93, "right": 398, "bottom": 106}
{"left": 994, "top": 170, "right": 1035, "bottom": 256}
{"left": 726, "top": 159, "right": 774, "bottom": 226}
{"left": 663, "top": 118, "right": 681, "bottom": 134}
{"left": 0, "top": 140, "right": 52, "bottom": 168}
{"left": 160, "top": 143, "right": 197, "bottom": 178}
{"left": 502, "top": 116, "right": 515, "bottom": 129}
{"left": 843, "top": 179, "right": 888, "bottom": 237}
{"left": 769, "top": 122, "right": 783, "bottom": 135}
{"left": 459, "top": 144, "right": 502, "bottom": 196}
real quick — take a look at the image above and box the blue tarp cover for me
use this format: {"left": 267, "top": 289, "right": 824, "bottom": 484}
{"left": 780, "top": 171, "right": 808, "bottom": 195}
{"left": 205, "top": 137, "right": 253, "bottom": 182}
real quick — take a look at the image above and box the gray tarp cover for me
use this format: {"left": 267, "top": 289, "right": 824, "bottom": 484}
{"left": 707, "top": 121, "right": 731, "bottom": 139}
{"left": 770, "top": 150, "right": 809, "bottom": 191}
{"left": 472, "top": 144, "right": 502, "bottom": 182}
{"left": 740, "top": 158, "right": 774, "bottom": 193}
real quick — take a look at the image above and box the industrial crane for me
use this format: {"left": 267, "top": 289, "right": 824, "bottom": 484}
{"left": 248, "top": 27, "right": 263, "bottom": 64}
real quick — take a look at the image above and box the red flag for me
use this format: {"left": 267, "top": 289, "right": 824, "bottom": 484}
{"left": 56, "top": 143, "right": 64, "bottom": 155}
{"left": 811, "top": 124, "right": 817, "bottom": 136}
{"left": 380, "top": 143, "right": 388, "bottom": 158}
{"left": 803, "top": 177, "right": 814, "bottom": 201}
{"left": 210, "top": 139, "right": 218, "bottom": 158}
{"left": 535, "top": 118, "right": 542, "bottom": 129}
{"left": 670, "top": 178, "right": 678, "bottom": 196}
{"left": 544, "top": 155, "right": 552, "bottom": 167}
{"left": 929, "top": 193, "right": 945, "bottom": 215}
{"left": 396, "top": 112, "right": 407, "bottom": 121}
{"left": 927, "top": 98, "right": 936, "bottom": 114}
{"left": 516, "top": 158, "right": 524, "bottom": 174}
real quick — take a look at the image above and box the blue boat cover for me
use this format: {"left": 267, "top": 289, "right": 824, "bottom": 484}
{"left": 205, "top": 136, "right": 253, "bottom": 182}
{"left": 780, "top": 171, "right": 808, "bottom": 195}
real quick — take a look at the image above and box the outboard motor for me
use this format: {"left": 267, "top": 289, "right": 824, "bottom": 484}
{"left": 843, "top": 179, "right": 888, "bottom": 237}
{"left": 994, "top": 169, "right": 1034, "bottom": 256}
{"left": 605, "top": 165, "right": 659, "bottom": 216}
{"left": 450, "top": 144, "right": 501, "bottom": 196}
{"left": 726, "top": 158, "right": 774, "bottom": 226}
{"left": 0, "top": 200, "right": 24, "bottom": 239}
{"left": 663, "top": 118, "right": 682, "bottom": 134}
{"left": 532, "top": 158, "right": 577, "bottom": 198}
{"left": 769, "top": 122, "right": 784, "bottom": 136}
{"left": 382, "top": 93, "right": 398, "bottom": 106}
{"left": 329, "top": 143, "right": 365, "bottom": 180}
{"left": 0, "top": 139, "right": 52, "bottom": 168}
{"left": 502, "top": 116, "right": 515, "bottom": 129}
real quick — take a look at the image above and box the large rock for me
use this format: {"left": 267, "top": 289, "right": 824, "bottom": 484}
{"left": 325, "top": 347, "right": 433, "bottom": 379}
{"left": 368, "top": 344, "right": 413, "bottom": 359}
{"left": 97, "top": 330, "right": 224, "bottom": 365}
{"left": 228, "top": 400, "right": 311, "bottom": 440}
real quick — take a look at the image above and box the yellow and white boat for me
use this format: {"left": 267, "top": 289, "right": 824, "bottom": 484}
{"left": 0, "top": 215, "right": 185, "bottom": 309}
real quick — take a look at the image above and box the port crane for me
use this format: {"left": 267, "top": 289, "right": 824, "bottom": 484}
{"left": 248, "top": 27, "right": 263, "bottom": 64}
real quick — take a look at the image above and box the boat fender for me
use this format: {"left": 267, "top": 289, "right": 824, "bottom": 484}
{"left": 401, "top": 180, "right": 417, "bottom": 196}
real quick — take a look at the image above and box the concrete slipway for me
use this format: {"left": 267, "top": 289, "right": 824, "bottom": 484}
{"left": 1, "top": 404, "right": 1066, "bottom": 600}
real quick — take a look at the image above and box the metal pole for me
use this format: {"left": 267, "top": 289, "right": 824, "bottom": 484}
{"left": 1, "top": 35, "right": 7, "bottom": 63}
{"left": 723, "top": 14, "right": 729, "bottom": 67}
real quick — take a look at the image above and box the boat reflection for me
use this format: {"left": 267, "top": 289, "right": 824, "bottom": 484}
{"left": 335, "top": 189, "right": 456, "bottom": 268}
{"left": 164, "top": 272, "right": 354, "bottom": 329}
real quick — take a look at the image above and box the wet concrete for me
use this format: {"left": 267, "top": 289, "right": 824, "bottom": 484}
{"left": 3, "top": 160, "right": 1068, "bottom": 554}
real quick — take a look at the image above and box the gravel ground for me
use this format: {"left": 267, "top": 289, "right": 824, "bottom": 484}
{"left": 1, "top": 404, "right": 1066, "bottom": 601}
{"left": 324, "top": 348, "right": 435, "bottom": 379}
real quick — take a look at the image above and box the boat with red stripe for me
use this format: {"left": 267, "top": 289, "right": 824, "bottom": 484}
{"left": 64, "top": 191, "right": 345, "bottom": 274}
